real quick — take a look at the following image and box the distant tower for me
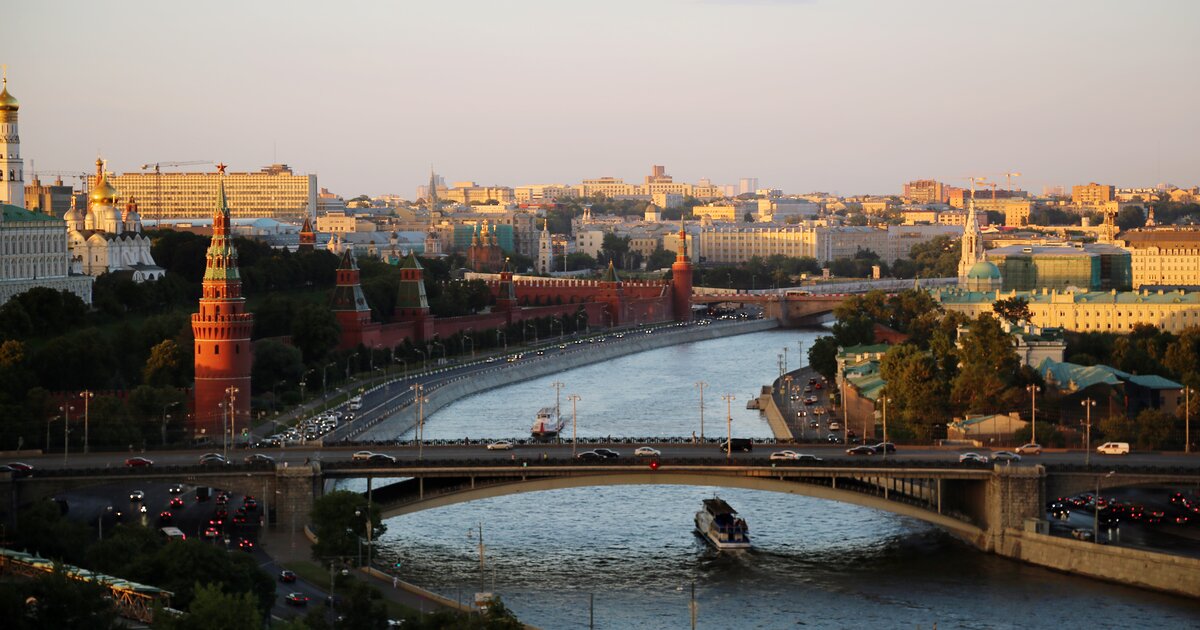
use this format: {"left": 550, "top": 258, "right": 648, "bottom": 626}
{"left": 958, "top": 194, "right": 983, "bottom": 279}
{"left": 536, "top": 220, "right": 552, "bottom": 274}
{"left": 670, "top": 217, "right": 694, "bottom": 322}
{"left": 1145, "top": 205, "right": 1157, "bottom": 228}
{"left": 394, "top": 251, "right": 434, "bottom": 341}
{"left": 298, "top": 214, "right": 315, "bottom": 252}
{"left": 494, "top": 257, "right": 518, "bottom": 313}
{"left": 427, "top": 167, "right": 440, "bottom": 212}
{"left": 330, "top": 250, "right": 371, "bottom": 349}
{"left": 191, "top": 166, "right": 254, "bottom": 439}
{"left": 0, "top": 69, "right": 24, "bottom": 208}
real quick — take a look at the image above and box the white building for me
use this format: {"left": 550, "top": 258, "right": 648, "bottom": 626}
{"left": 65, "top": 159, "right": 164, "bottom": 282}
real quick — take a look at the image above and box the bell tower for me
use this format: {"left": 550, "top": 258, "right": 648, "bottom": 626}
{"left": 191, "top": 165, "right": 254, "bottom": 439}
{"left": 670, "top": 216, "right": 694, "bottom": 322}
{"left": 0, "top": 68, "right": 25, "bottom": 208}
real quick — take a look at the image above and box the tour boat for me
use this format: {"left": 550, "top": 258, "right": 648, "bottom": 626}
{"left": 530, "top": 407, "right": 566, "bottom": 438}
{"left": 694, "top": 497, "right": 751, "bottom": 550}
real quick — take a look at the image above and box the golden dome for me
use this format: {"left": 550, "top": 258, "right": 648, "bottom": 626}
{"left": 0, "top": 79, "right": 18, "bottom": 112}
{"left": 90, "top": 174, "right": 118, "bottom": 205}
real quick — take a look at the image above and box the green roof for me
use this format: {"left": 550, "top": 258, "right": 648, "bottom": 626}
{"left": 838, "top": 343, "right": 890, "bottom": 359}
{"left": 846, "top": 370, "right": 886, "bottom": 401}
{"left": 1127, "top": 374, "right": 1183, "bottom": 390}
{"left": 2, "top": 203, "right": 61, "bottom": 223}
{"left": 967, "top": 260, "right": 1001, "bottom": 280}
{"left": 936, "top": 287, "right": 1200, "bottom": 306}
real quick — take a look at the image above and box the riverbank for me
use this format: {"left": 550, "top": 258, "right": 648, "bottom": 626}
{"left": 356, "top": 318, "right": 780, "bottom": 441}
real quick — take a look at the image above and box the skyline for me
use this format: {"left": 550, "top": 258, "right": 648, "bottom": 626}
{"left": 7, "top": 0, "right": 1199, "bottom": 198}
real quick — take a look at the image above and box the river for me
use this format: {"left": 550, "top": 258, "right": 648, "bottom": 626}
{"left": 335, "top": 328, "right": 1200, "bottom": 629}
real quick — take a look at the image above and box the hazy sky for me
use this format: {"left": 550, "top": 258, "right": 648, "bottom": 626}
{"left": 7, "top": 0, "right": 1198, "bottom": 198}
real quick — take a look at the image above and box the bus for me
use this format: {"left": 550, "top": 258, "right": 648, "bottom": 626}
{"left": 160, "top": 527, "right": 186, "bottom": 541}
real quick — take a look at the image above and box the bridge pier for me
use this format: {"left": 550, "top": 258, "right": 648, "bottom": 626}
{"left": 272, "top": 463, "right": 321, "bottom": 536}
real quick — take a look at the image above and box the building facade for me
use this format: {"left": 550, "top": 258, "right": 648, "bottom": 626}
{"left": 112, "top": 164, "right": 317, "bottom": 220}
{"left": 1072, "top": 182, "right": 1115, "bottom": 207}
{"left": 1117, "top": 229, "right": 1200, "bottom": 288}
{"left": 64, "top": 159, "right": 164, "bottom": 281}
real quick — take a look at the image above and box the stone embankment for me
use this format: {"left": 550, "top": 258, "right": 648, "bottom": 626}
{"left": 356, "top": 319, "right": 779, "bottom": 441}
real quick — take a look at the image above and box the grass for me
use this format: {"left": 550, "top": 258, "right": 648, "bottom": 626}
{"left": 281, "top": 560, "right": 419, "bottom": 620}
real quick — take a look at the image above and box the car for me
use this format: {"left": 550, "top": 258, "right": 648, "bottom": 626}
{"left": 594, "top": 448, "right": 620, "bottom": 459}
{"left": 1015, "top": 443, "right": 1043, "bottom": 455}
{"left": 825, "top": 434, "right": 844, "bottom": 444}
{"left": 486, "top": 441, "right": 514, "bottom": 451}
{"left": 198, "top": 452, "right": 227, "bottom": 465}
{"left": 129, "top": 490, "right": 145, "bottom": 502}
{"left": 352, "top": 451, "right": 375, "bottom": 461}
{"left": 215, "top": 493, "right": 230, "bottom": 506}
{"left": 846, "top": 445, "right": 876, "bottom": 456}
{"left": 770, "top": 450, "right": 800, "bottom": 461}
{"left": 285, "top": 592, "right": 309, "bottom": 606}
{"left": 203, "top": 526, "right": 220, "bottom": 539}
{"left": 125, "top": 456, "right": 154, "bottom": 467}
{"left": 992, "top": 451, "right": 1022, "bottom": 462}
{"left": 367, "top": 453, "right": 396, "bottom": 464}
{"left": 243, "top": 497, "right": 258, "bottom": 510}
{"left": 959, "top": 452, "right": 989, "bottom": 464}
{"left": 157, "top": 511, "right": 173, "bottom": 525}
{"left": 1071, "top": 529, "right": 1094, "bottom": 541}
{"left": 167, "top": 484, "right": 184, "bottom": 495}
{"left": 5, "top": 462, "right": 32, "bottom": 477}
{"left": 169, "top": 496, "right": 184, "bottom": 509}
{"left": 576, "top": 451, "right": 604, "bottom": 461}
{"left": 808, "top": 421, "right": 820, "bottom": 429}
{"left": 795, "top": 454, "right": 824, "bottom": 463}
{"left": 814, "top": 382, "right": 823, "bottom": 390}
{"left": 1096, "top": 441, "right": 1130, "bottom": 455}
{"left": 634, "top": 447, "right": 661, "bottom": 457}
{"left": 279, "top": 570, "right": 297, "bottom": 583}
{"left": 237, "top": 538, "right": 255, "bottom": 552}
{"left": 872, "top": 442, "right": 896, "bottom": 454}
{"left": 797, "top": 410, "right": 807, "bottom": 417}
{"left": 828, "top": 422, "right": 841, "bottom": 431}
{"left": 244, "top": 453, "right": 275, "bottom": 464}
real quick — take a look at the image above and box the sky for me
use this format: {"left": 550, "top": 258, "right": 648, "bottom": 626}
{"left": 6, "top": 0, "right": 1199, "bottom": 198}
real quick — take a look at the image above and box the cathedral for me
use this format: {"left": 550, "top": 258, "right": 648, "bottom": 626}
{"left": 65, "top": 158, "right": 164, "bottom": 281}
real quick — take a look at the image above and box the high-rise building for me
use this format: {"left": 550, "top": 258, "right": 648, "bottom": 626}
{"left": 111, "top": 164, "right": 317, "bottom": 220}
{"left": 191, "top": 170, "right": 254, "bottom": 439}
{"left": 902, "top": 179, "right": 946, "bottom": 204}
{"left": 1072, "top": 182, "right": 1115, "bottom": 207}
{"left": 0, "top": 73, "right": 24, "bottom": 208}
{"left": 738, "top": 178, "right": 759, "bottom": 195}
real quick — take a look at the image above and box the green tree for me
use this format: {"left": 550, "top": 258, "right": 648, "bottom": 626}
{"left": 14, "top": 501, "right": 91, "bottom": 565}
{"left": 1133, "top": 408, "right": 1176, "bottom": 450}
{"left": 291, "top": 303, "right": 341, "bottom": 364}
{"left": 310, "top": 490, "right": 387, "bottom": 562}
{"left": 0, "top": 565, "right": 120, "bottom": 630}
{"left": 807, "top": 336, "right": 840, "bottom": 381}
{"left": 992, "top": 296, "right": 1033, "bottom": 325}
{"left": 831, "top": 316, "right": 874, "bottom": 347}
{"left": 251, "top": 339, "right": 305, "bottom": 399}
{"left": 879, "top": 344, "right": 950, "bottom": 440}
{"left": 951, "top": 314, "right": 1020, "bottom": 413}
{"left": 155, "top": 582, "right": 262, "bottom": 630}
{"left": 143, "top": 339, "right": 186, "bottom": 387}
{"left": 1115, "top": 206, "right": 1145, "bottom": 231}
{"left": 599, "top": 233, "right": 631, "bottom": 268}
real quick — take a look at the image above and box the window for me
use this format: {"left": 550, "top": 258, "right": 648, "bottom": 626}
{"left": 214, "top": 345, "right": 220, "bottom": 355}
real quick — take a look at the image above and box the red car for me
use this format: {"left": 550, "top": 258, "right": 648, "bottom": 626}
{"left": 285, "top": 592, "right": 309, "bottom": 606}
{"left": 169, "top": 497, "right": 185, "bottom": 509}
{"left": 236, "top": 538, "right": 255, "bottom": 552}
{"left": 157, "top": 511, "right": 173, "bottom": 525}
{"left": 125, "top": 457, "right": 154, "bottom": 467}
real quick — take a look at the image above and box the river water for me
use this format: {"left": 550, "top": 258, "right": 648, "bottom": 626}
{"left": 335, "top": 329, "right": 1200, "bottom": 629}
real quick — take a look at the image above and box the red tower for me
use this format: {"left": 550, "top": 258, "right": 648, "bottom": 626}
{"left": 191, "top": 171, "right": 254, "bottom": 440}
{"left": 298, "top": 215, "right": 316, "bottom": 252}
{"left": 671, "top": 217, "right": 693, "bottom": 322}
{"left": 331, "top": 249, "right": 372, "bottom": 349}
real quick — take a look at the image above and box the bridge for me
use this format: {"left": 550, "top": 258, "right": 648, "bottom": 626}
{"left": 691, "top": 278, "right": 957, "bottom": 326}
{"left": 7, "top": 452, "right": 1198, "bottom": 557}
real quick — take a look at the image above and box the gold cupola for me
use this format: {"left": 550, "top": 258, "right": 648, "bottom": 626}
{"left": 90, "top": 157, "right": 119, "bottom": 205}
{"left": 0, "top": 76, "right": 18, "bottom": 112}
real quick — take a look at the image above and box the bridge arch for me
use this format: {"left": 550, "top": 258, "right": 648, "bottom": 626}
{"left": 371, "top": 471, "right": 985, "bottom": 544}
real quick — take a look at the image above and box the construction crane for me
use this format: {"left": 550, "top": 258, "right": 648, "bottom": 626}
{"left": 139, "top": 160, "right": 213, "bottom": 174}
{"left": 1003, "top": 171, "right": 1022, "bottom": 192}
{"left": 139, "top": 160, "right": 213, "bottom": 218}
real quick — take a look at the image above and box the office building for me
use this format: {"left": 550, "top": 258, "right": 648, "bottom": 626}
{"left": 111, "top": 164, "right": 317, "bottom": 220}
{"left": 1072, "top": 182, "right": 1115, "bottom": 208}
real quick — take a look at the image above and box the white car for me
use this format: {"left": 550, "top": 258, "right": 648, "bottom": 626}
{"left": 1015, "top": 443, "right": 1042, "bottom": 455}
{"left": 352, "top": 450, "right": 375, "bottom": 461}
{"left": 992, "top": 451, "right": 1021, "bottom": 462}
{"left": 769, "top": 450, "right": 800, "bottom": 461}
{"left": 633, "top": 447, "right": 661, "bottom": 457}
{"left": 959, "top": 452, "right": 989, "bottom": 464}
{"left": 486, "top": 441, "right": 514, "bottom": 451}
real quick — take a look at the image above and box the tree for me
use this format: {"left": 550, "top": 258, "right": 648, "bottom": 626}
{"left": 0, "top": 565, "right": 120, "bottom": 630}
{"left": 143, "top": 339, "right": 187, "bottom": 387}
{"left": 310, "top": 490, "right": 386, "bottom": 562}
{"left": 807, "top": 336, "right": 840, "bottom": 381}
{"left": 155, "top": 583, "right": 262, "bottom": 630}
{"left": 251, "top": 339, "right": 305, "bottom": 398}
{"left": 992, "top": 296, "right": 1033, "bottom": 325}
{"left": 879, "top": 344, "right": 949, "bottom": 441}
{"left": 951, "top": 314, "right": 1020, "bottom": 413}
{"left": 1115, "top": 206, "right": 1145, "bottom": 231}
{"left": 291, "top": 303, "right": 341, "bottom": 364}
{"left": 832, "top": 315, "right": 875, "bottom": 347}
{"left": 1133, "top": 408, "right": 1176, "bottom": 450}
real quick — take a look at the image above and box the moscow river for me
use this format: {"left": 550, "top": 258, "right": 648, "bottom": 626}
{"left": 336, "top": 328, "right": 1200, "bottom": 629}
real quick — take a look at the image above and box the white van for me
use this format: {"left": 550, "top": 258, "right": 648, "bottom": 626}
{"left": 348, "top": 396, "right": 363, "bottom": 411}
{"left": 1096, "top": 442, "right": 1130, "bottom": 455}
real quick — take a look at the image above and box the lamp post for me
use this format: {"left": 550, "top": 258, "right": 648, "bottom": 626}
{"left": 355, "top": 508, "right": 374, "bottom": 569}
{"left": 346, "top": 353, "right": 358, "bottom": 381}
{"left": 433, "top": 341, "right": 446, "bottom": 365}
{"left": 575, "top": 311, "right": 587, "bottom": 334}
{"left": 80, "top": 390, "right": 94, "bottom": 454}
{"left": 782, "top": 347, "right": 788, "bottom": 373}
{"left": 272, "top": 380, "right": 286, "bottom": 413}
{"left": 412, "top": 383, "right": 427, "bottom": 459}
{"left": 694, "top": 381, "right": 708, "bottom": 441}
{"left": 47, "top": 415, "right": 60, "bottom": 456}
{"left": 395, "top": 356, "right": 407, "bottom": 378}
{"left": 161, "top": 401, "right": 179, "bottom": 447}
{"left": 323, "top": 362, "right": 335, "bottom": 399}
{"left": 881, "top": 395, "right": 890, "bottom": 457}
{"left": 98, "top": 505, "right": 113, "bottom": 540}
{"left": 1094, "top": 470, "right": 1115, "bottom": 543}
{"left": 1082, "top": 398, "right": 1096, "bottom": 467}
{"left": 1026, "top": 385, "right": 1041, "bottom": 446}
{"left": 496, "top": 330, "right": 506, "bottom": 351}
{"left": 722, "top": 394, "right": 736, "bottom": 461}
{"left": 58, "top": 404, "right": 73, "bottom": 464}
{"left": 568, "top": 394, "right": 581, "bottom": 457}
{"left": 223, "top": 386, "right": 239, "bottom": 459}
{"left": 551, "top": 381, "right": 565, "bottom": 419}
{"left": 1186, "top": 386, "right": 1193, "bottom": 455}
{"left": 550, "top": 318, "right": 562, "bottom": 340}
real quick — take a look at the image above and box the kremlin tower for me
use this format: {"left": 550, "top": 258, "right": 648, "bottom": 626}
{"left": 671, "top": 217, "right": 694, "bottom": 322}
{"left": 192, "top": 165, "right": 254, "bottom": 439}
{"left": 0, "top": 70, "right": 24, "bottom": 208}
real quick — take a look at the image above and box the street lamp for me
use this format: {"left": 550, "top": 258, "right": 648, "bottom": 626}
{"left": 881, "top": 395, "right": 891, "bottom": 457}
{"left": 272, "top": 380, "right": 287, "bottom": 413}
{"left": 323, "top": 362, "right": 336, "bottom": 399}
{"left": 694, "top": 381, "right": 708, "bottom": 441}
{"left": 1094, "top": 470, "right": 1115, "bottom": 543}
{"left": 1026, "top": 385, "right": 1041, "bottom": 446}
{"left": 414, "top": 348, "right": 426, "bottom": 372}
{"left": 223, "top": 386, "right": 239, "bottom": 460}
{"left": 80, "top": 390, "right": 94, "bottom": 454}
{"left": 355, "top": 508, "right": 374, "bottom": 569}
{"left": 161, "top": 401, "right": 180, "bottom": 447}
{"left": 412, "top": 383, "right": 427, "bottom": 459}
{"left": 495, "top": 330, "right": 507, "bottom": 351}
{"left": 98, "top": 505, "right": 113, "bottom": 541}
{"left": 1082, "top": 398, "right": 1096, "bottom": 466}
{"left": 432, "top": 340, "right": 446, "bottom": 364}
{"left": 568, "top": 394, "right": 581, "bottom": 457}
{"left": 395, "top": 356, "right": 407, "bottom": 378}
{"left": 47, "top": 415, "right": 60, "bottom": 456}
{"left": 346, "top": 353, "right": 358, "bottom": 381}
{"left": 550, "top": 318, "right": 562, "bottom": 339}
{"left": 722, "top": 394, "right": 736, "bottom": 461}
{"left": 58, "top": 404, "right": 74, "bottom": 464}
{"left": 462, "top": 327, "right": 475, "bottom": 358}
{"left": 1186, "top": 385, "right": 1193, "bottom": 455}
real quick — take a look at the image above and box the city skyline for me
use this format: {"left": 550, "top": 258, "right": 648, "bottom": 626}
{"left": 7, "top": 0, "right": 1199, "bottom": 197}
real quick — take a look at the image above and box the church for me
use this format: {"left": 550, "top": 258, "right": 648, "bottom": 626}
{"left": 64, "top": 158, "right": 164, "bottom": 282}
